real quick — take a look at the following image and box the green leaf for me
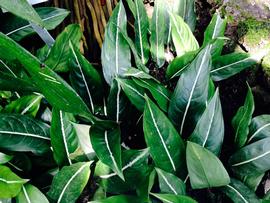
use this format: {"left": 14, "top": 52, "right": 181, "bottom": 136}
{"left": 0, "top": 32, "right": 92, "bottom": 119}
{"left": 175, "top": 0, "right": 196, "bottom": 31}
{"left": 168, "top": 46, "right": 211, "bottom": 135}
{"left": 107, "top": 79, "right": 128, "bottom": 122}
{"left": 51, "top": 109, "right": 78, "bottom": 166}
{"left": 151, "top": 193, "right": 197, "bottom": 203}
{"left": 2, "top": 7, "right": 69, "bottom": 41}
{"left": 242, "top": 172, "right": 264, "bottom": 191}
{"left": 0, "top": 0, "right": 43, "bottom": 26}
{"left": 166, "top": 51, "right": 197, "bottom": 79}
{"left": 150, "top": 0, "right": 166, "bottom": 67}
{"left": 133, "top": 78, "right": 171, "bottom": 112}
{"left": 156, "top": 168, "right": 186, "bottom": 195}
{"left": 189, "top": 89, "right": 224, "bottom": 155}
{"left": 232, "top": 85, "right": 254, "bottom": 148}
{"left": 134, "top": 0, "right": 149, "bottom": 64}
{"left": 45, "top": 24, "right": 82, "bottom": 72}
{"left": 48, "top": 162, "right": 91, "bottom": 203}
{"left": 90, "top": 195, "right": 143, "bottom": 203}
{"left": 0, "top": 152, "right": 13, "bottom": 164}
{"left": 170, "top": 13, "right": 199, "bottom": 57}
{"left": 186, "top": 141, "right": 230, "bottom": 189}
{"left": 117, "top": 78, "right": 145, "bottom": 112}
{"left": 203, "top": 13, "right": 227, "bottom": 57}
{"left": 247, "top": 115, "right": 270, "bottom": 144}
{"left": 143, "top": 97, "right": 186, "bottom": 176}
{"left": 0, "top": 165, "right": 27, "bottom": 198}
{"left": 4, "top": 94, "right": 42, "bottom": 117}
{"left": 97, "top": 149, "right": 150, "bottom": 193}
{"left": 221, "top": 178, "right": 260, "bottom": 203}
{"left": 90, "top": 122, "right": 123, "bottom": 180}
{"left": 69, "top": 41, "right": 103, "bottom": 113}
{"left": 211, "top": 52, "right": 258, "bottom": 81}
{"left": 101, "top": 1, "right": 131, "bottom": 85}
{"left": 229, "top": 137, "right": 270, "bottom": 175}
{"left": 0, "top": 114, "right": 50, "bottom": 155}
{"left": 16, "top": 184, "right": 49, "bottom": 203}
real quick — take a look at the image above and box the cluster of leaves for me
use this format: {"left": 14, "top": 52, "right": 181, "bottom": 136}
{"left": 0, "top": 0, "right": 269, "bottom": 202}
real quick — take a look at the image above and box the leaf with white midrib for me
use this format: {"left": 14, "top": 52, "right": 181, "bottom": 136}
{"left": 225, "top": 185, "right": 248, "bottom": 203}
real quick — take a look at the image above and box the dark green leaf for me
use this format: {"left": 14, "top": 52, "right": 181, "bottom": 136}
{"left": 247, "top": 115, "right": 270, "bottom": 144}
{"left": 51, "top": 109, "right": 78, "bottom": 166}
{"left": 189, "top": 89, "right": 224, "bottom": 155}
{"left": 101, "top": 1, "right": 131, "bottom": 85}
{"left": 168, "top": 46, "right": 211, "bottom": 135}
{"left": 242, "top": 172, "right": 264, "bottom": 191}
{"left": 151, "top": 193, "right": 197, "bottom": 203}
{"left": 232, "top": 85, "right": 254, "bottom": 148}
{"left": 186, "top": 141, "right": 230, "bottom": 189}
{"left": 48, "top": 162, "right": 91, "bottom": 203}
{"left": 16, "top": 184, "right": 49, "bottom": 203}
{"left": 45, "top": 24, "right": 82, "bottom": 72}
{"left": 0, "top": 114, "right": 50, "bottom": 155}
{"left": 90, "top": 195, "right": 143, "bottom": 203}
{"left": 0, "top": 165, "right": 27, "bottom": 198}
{"left": 0, "top": 0, "right": 43, "bottom": 26}
{"left": 221, "top": 178, "right": 260, "bottom": 203}
{"left": 90, "top": 122, "right": 123, "bottom": 180}
{"left": 143, "top": 97, "right": 186, "bottom": 176}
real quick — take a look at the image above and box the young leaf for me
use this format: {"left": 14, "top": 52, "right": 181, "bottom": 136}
{"left": 0, "top": 152, "right": 13, "bottom": 164}
{"left": 229, "top": 137, "right": 270, "bottom": 175}
{"left": 90, "top": 122, "right": 123, "bottom": 180}
{"left": 4, "top": 94, "right": 42, "bottom": 117}
{"left": 69, "top": 41, "right": 103, "bottom": 113}
{"left": 186, "top": 142, "right": 230, "bottom": 189}
{"left": 203, "top": 13, "right": 227, "bottom": 57}
{"left": 247, "top": 115, "right": 270, "bottom": 144}
{"left": 16, "top": 184, "right": 49, "bottom": 203}
{"left": 170, "top": 13, "right": 199, "bottom": 57}
{"left": 176, "top": 0, "right": 196, "bottom": 31}
{"left": 221, "top": 178, "right": 260, "bottom": 203}
{"left": 151, "top": 193, "right": 197, "bottom": 203}
{"left": 143, "top": 97, "right": 186, "bottom": 176}
{"left": 0, "top": 114, "right": 50, "bottom": 155}
{"left": 168, "top": 46, "right": 211, "bottom": 135}
{"left": 0, "top": 33, "right": 92, "bottom": 119}
{"left": 117, "top": 78, "right": 145, "bottom": 112}
{"left": 134, "top": 0, "right": 149, "bottom": 64}
{"left": 156, "top": 168, "right": 186, "bottom": 195}
{"left": 90, "top": 195, "right": 143, "bottom": 203}
{"left": 211, "top": 52, "right": 258, "bottom": 81}
{"left": 45, "top": 24, "right": 82, "bottom": 72}
{"left": 189, "top": 89, "right": 224, "bottom": 155}
{"left": 0, "top": 0, "right": 43, "bottom": 26}
{"left": 48, "top": 162, "right": 91, "bottom": 203}
{"left": 51, "top": 109, "right": 78, "bottom": 166}
{"left": 101, "top": 0, "right": 131, "bottom": 85}
{"left": 2, "top": 7, "right": 69, "bottom": 41}
{"left": 232, "top": 85, "right": 254, "bottom": 148}
{"left": 0, "top": 165, "right": 27, "bottom": 198}
{"left": 166, "top": 50, "right": 197, "bottom": 79}
{"left": 150, "top": 0, "right": 166, "bottom": 67}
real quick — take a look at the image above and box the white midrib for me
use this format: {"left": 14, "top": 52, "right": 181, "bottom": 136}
{"left": 211, "top": 57, "right": 252, "bottom": 73}
{"left": 124, "top": 83, "right": 144, "bottom": 98}
{"left": 135, "top": 0, "right": 145, "bottom": 64}
{"left": 159, "top": 172, "right": 177, "bottom": 195}
{"left": 100, "top": 149, "right": 148, "bottom": 179}
{"left": 116, "top": 82, "right": 121, "bottom": 123}
{"left": 232, "top": 150, "right": 270, "bottom": 167}
{"left": 0, "top": 131, "right": 50, "bottom": 140}
{"left": 155, "top": 2, "right": 159, "bottom": 64}
{"left": 21, "top": 96, "right": 42, "bottom": 115}
{"left": 180, "top": 47, "right": 209, "bottom": 134}
{"left": 0, "top": 178, "right": 26, "bottom": 184}
{"left": 247, "top": 123, "right": 270, "bottom": 143}
{"left": 105, "top": 131, "right": 120, "bottom": 174}
{"left": 211, "top": 15, "right": 221, "bottom": 40}
{"left": 23, "top": 186, "right": 31, "bottom": 203}
{"left": 202, "top": 102, "right": 216, "bottom": 147}
{"left": 115, "top": 4, "right": 122, "bottom": 75}
{"left": 60, "top": 111, "right": 72, "bottom": 165}
{"left": 70, "top": 44, "right": 94, "bottom": 112}
{"left": 140, "top": 80, "right": 170, "bottom": 101}
{"left": 226, "top": 185, "right": 248, "bottom": 203}
{"left": 6, "top": 13, "right": 67, "bottom": 36}
{"left": 0, "top": 59, "right": 17, "bottom": 78}
{"left": 147, "top": 101, "right": 176, "bottom": 171}
{"left": 57, "top": 163, "right": 88, "bottom": 203}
